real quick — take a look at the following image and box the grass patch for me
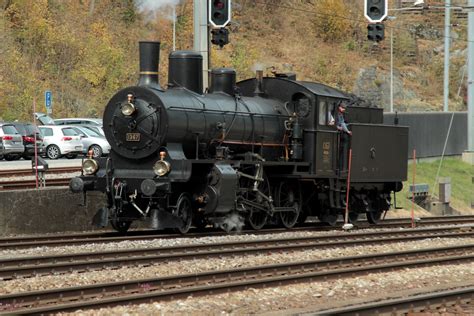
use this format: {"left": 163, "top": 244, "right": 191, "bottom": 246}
{"left": 397, "top": 157, "right": 474, "bottom": 213}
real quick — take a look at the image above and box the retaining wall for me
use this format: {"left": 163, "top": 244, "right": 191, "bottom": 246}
{"left": 0, "top": 188, "right": 105, "bottom": 236}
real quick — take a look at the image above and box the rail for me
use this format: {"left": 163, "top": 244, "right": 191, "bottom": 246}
{"left": 1, "top": 216, "right": 474, "bottom": 249}
{"left": 0, "top": 177, "right": 72, "bottom": 190}
{"left": 1, "top": 244, "right": 473, "bottom": 314}
{"left": 1, "top": 227, "right": 473, "bottom": 280}
{"left": 0, "top": 166, "right": 80, "bottom": 177}
{"left": 319, "top": 286, "right": 474, "bottom": 315}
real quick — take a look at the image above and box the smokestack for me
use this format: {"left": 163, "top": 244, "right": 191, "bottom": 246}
{"left": 254, "top": 70, "right": 264, "bottom": 96}
{"left": 138, "top": 41, "right": 161, "bottom": 88}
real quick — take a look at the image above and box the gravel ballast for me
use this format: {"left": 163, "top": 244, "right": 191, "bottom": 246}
{"left": 1, "top": 237, "right": 473, "bottom": 295}
{"left": 2, "top": 227, "right": 474, "bottom": 315}
{"left": 56, "top": 263, "right": 474, "bottom": 315}
{"left": 1, "top": 225, "right": 471, "bottom": 258}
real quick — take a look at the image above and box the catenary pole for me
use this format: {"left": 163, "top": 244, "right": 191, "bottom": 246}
{"left": 468, "top": 0, "right": 474, "bottom": 154}
{"left": 193, "top": 0, "right": 209, "bottom": 90}
{"left": 444, "top": 0, "right": 451, "bottom": 112}
{"left": 390, "top": 24, "right": 394, "bottom": 112}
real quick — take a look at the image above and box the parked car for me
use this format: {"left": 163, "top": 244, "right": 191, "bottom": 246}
{"left": 0, "top": 123, "right": 25, "bottom": 160}
{"left": 38, "top": 126, "right": 83, "bottom": 159}
{"left": 70, "top": 126, "right": 110, "bottom": 158}
{"left": 10, "top": 122, "right": 44, "bottom": 159}
{"left": 54, "top": 118, "right": 104, "bottom": 136}
{"left": 34, "top": 112, "right": 55, "bottom": 125}
{"left": 0, "top": 138, "right": 3, "bottom": 159}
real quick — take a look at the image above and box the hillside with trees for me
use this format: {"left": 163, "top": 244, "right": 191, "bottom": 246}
{"left": 0, "top": 0, "right": 469, "bottom": 121}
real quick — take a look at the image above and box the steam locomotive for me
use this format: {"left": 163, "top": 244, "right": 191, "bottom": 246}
{"left": 70, "top": 41, "right": 408, "bottom": 233}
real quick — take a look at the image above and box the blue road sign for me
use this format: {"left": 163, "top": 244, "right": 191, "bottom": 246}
{"left": 45, "top": 91, "right": 52, "bottom": 114}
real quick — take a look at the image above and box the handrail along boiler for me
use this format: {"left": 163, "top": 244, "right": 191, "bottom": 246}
{"left": 70, "top": 41, "right": 408, "bottom": 233}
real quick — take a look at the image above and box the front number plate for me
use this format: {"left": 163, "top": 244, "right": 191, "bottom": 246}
{"left": 126, "top": 133, "right": 141, "bottom": 142}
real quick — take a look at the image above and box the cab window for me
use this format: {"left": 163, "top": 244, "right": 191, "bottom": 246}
{"left": 319, "top": 100, "right": 338, "bottom": 126}
{"left": 318, "top": 101, "right": 327, "bottom": 126}
{"left": 327, "top": 103, "right": 335, "bottom": 126}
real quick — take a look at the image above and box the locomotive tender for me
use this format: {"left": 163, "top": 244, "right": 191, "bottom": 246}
{"left": 70, "top": 41, "right": 408, "bottom": 233}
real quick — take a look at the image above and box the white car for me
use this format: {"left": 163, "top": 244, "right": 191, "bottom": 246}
{"left": 38, "top": 126, "right": 83, "bottom": 159}
{"left": 70, "top": 126, "right": 111, "bottom": 158}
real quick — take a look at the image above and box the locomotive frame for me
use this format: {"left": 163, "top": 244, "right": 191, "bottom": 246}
{"left": 70, "top": 41, "right": 408, "bottom": 233}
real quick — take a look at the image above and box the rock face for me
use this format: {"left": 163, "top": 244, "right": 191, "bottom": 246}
{"left": 353, "top": 66, "right": 416, "bottom": 112}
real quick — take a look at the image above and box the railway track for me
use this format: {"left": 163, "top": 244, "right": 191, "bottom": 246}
{"left": 1, "top": 215, "right": 474, "bottom": 250}
{"left": 0, "top": 166, "right": 80, "bottom": 177}
{"left": 0, "top": 166, "right": 79, "bottom": 190}
{"left": 320, "top": 286, "right": 474, "bottom": 315}
{"left": 0, "top": 177, "right": 71, "bottom": 190}
{"left": 1, "top": 226, "right": 473, "bottom": 280}
{"left": 1, "top": 244, "right": 473, "bottom": 314}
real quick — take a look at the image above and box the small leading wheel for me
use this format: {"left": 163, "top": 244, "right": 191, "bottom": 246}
{"left": 275, "top": 181, "right": 301, "bottom": 229}
{"left": 174, "top": 193, "right": 193, "bottom": 234}
{"left": 110, "top": 219, "right": 132, "bottom": 234}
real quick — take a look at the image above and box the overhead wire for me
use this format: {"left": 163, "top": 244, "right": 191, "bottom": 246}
{"left": 248, "top": 0, "right": 473, "bottom": 43}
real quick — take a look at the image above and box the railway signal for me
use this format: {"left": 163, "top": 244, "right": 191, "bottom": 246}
{"left": 211, "top": 27, "right": 229, "bottom": 47}
{"left": 364, "top": 0, "right": 388, "bottom": 23}
{"left": 367, "top": 23, "right": 385, "bottom": 41}
{"left": 209, "top": 0, "right": 231, "bottom": 28}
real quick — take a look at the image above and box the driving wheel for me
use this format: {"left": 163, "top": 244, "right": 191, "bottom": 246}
{"left": 174, "top": 193, "right": 193, "bottom": 234}
{"left": 275, "top": 181, "right": 301, "bottom": 229}
{"left": 241, "top": 170, "right": 270, "bottom": 230}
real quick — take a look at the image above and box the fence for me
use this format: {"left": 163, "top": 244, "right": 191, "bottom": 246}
{"left": 383, "top": 112, "right": 467, "bottom": 159}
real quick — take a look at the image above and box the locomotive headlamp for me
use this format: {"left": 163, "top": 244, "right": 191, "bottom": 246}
{"left": 121, "top": 102, "right": 136, "bottom": 116}
{"left": 121, "top": 93, "right": 136, "bottom": 116}
{"left": 153, "top": 151, "right": 171, "bottom": 176}
{"left": 153, "top": 160, "right": 171, "bottom": 177}
{"left": 82, "top": 158, "right": 99, "bottom": 175}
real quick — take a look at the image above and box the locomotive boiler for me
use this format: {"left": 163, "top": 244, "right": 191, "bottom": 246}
{"left": 70, "top": 41, "right": 408, "bottom": 233}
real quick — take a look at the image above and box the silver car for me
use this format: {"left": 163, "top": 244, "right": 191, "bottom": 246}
{"left": 38, "top": 126, "right": 83, "bottom": 159}
{"left": 54, "top": 118, "right": 104, "bottom": 136}
{"left": 70, "top": 126, "right": 110, "bottom": 158}
{"left": 0, "top": 123, "right": 25, "bottom": 160}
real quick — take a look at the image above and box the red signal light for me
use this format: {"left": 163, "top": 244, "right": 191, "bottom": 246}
{"left": 214, "top": 0, "right": 225, "bottom": 9}
{"left": 209, "top": 0, "right": 231, "bottom": 28}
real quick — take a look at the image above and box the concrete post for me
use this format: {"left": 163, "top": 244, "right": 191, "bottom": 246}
{"left": 443, "top": 0, "right": 451, "bottom": 112}
{"left": 463, "top": 0, "right": 474, "bottom": 164}
{"left": 390, "top": 25, "right": 394, "bottom": 112}
{"left": 193, "top": 0, "right": 209, "bottom": 90}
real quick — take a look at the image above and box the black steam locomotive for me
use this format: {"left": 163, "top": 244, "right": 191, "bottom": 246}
{"left": 70, "top": 41, "right": 408, "bottom": 233}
